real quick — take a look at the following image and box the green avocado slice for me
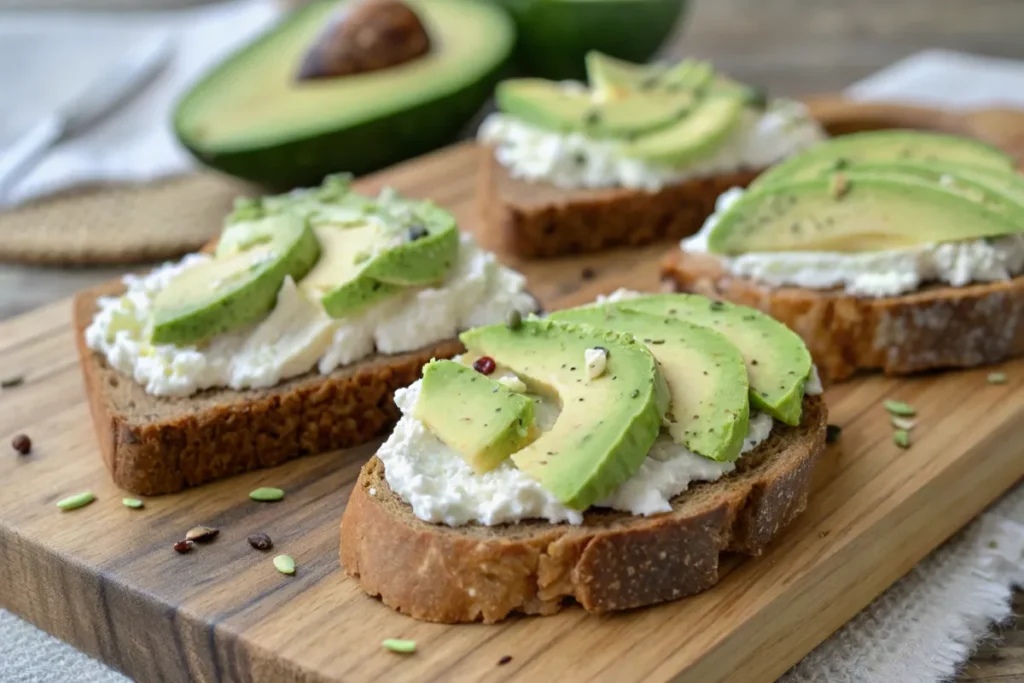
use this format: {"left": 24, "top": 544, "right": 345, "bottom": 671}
{"left": 460, "top": 319, "right": 668, "bottom": 510}
{"left": 751, "top": 130, "right": 1015, "bottom": 190}
{"left": 496, "top": 78, "right": 695, "bottom": 138}
{"left": 414, "top": 360, "right": 537, "bottom": 474}
{"left": 620, "top": 295, "right": 812, "bottom": 426}
{"left": 151, "top": 214, "right": 320, "bottom": 345}
{"left": 585, "top": 52, "right": 715, "bottom": 96}
{"left": 619, "top": 92, "right": 746, "bottom": 165}
{"left": 706, "top": 173, "right": 1023, "bottom": 255}
{"left": 549, "top": 306, "right": 750, "bottom": 462}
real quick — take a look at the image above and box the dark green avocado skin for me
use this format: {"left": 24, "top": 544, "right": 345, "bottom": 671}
{"left": 492, "top": 0, "right": 689, "bottom": 81}
{"left": 173, "top": 5, "right": 513, "bottom": 189}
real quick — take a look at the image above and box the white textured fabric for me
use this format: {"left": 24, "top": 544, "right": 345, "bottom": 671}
{"left": 0, "top": 0, "right": 281, "bottom": 207}
{"left": 2, "top": 49, "right": 1024, "bottom": 682}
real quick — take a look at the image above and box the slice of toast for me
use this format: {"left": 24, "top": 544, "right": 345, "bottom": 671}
{"left": 478, "top": 146, "right": 761, "bottom": 258}
{"left": 340, "top": 395, "right": 827, "bottom": 624}
{"left": 74, "top": 280, "right": 463, "bottom": 495}
{"left": 662, "top": 250, "right": 1024, "bottom": 382}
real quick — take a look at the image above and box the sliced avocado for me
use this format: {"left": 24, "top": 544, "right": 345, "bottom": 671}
{"left": 414, "top": 359, "right": 537, "bottom": 474}
{"left": 496, "top": 78, "right": 694, "bottom": 138}
{"left": 707, "top": 173, "right": 1023, "bottom": 255}
{"left": 620, "top": 92, "right": 746, "bottom": 165}
{"left": 586, "top": 52, "right": 714, "bottom": 97}
{"left": 751, "top": 130, "right": 1015, "bottom": 189}
{"left": 460, "top": 319, "right": 668, "bottom": 510}
{"left": 835, "top": 160, "right": 1024, "bottom": 222}
{"left": 173, "top": 0, "right": 515, "bottom": 187}
{"left": 549, "top": 306, "right": 750, "bottom": 462}
{"left": 299, "top": 223, "right": 403, "bottom": 318}
{"left": 151, "top": 215, "right": 320, "bottom": 345}
{"left": 620, "top": 295, "right": 812, "bottom": 426}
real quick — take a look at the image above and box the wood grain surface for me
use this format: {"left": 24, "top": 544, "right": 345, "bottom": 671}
{"left": 2, "top": 99, "right": 1024, "bottom": 683}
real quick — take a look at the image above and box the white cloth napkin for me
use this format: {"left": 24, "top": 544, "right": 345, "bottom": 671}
{"left": 0, "top": 0, "right": 282, "bottom": 207}
{"left": 2, "top": 49, "right": 1024, "bottom": 683}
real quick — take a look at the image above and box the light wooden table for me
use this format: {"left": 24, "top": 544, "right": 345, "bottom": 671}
{"left": 2, "top": 0, "right": 1023, "bottom": 679}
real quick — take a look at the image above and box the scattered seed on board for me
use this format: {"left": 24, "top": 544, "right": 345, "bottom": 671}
{"left": 249, "top": 487, "right": 285, "bottom": 502}
{"left": 122, "top": 498, "right": 144, "bottom": 509}
{"left": 890, "top": 416, "right": 916, "bottom": 431}
{"left": 57, "top": 492, "right": 95, "bottom": 511}
{"left": 274, "top": 554, "right": 296, "bottom": 575}
{"left": 382, "top": 639, "right": 416, "bottom": 654}
{"left": 893, "top": 430, "right": 911, "bottom": 449}
{"left": 185, "top": 526, "right": 220, "bottom": 543}
{"left": 248, "top": 533, "right": 274, "bottom": 551}
{"left": 498, "top": 655, "right": 513, "bottom": 666}
{"left": 987, "top": 372, "right": 1008, "bottom": 385}
{"left": 11, "top": 433, "right": 31, "bottom": 455}
{"left": 883, "top": 400, "right": 916, "bottom": 417}
{"left": 1, "top": 375, "right": 24, "bottom": 389}
{"left": 173, "top": 539, "right": 195, "bottom": 554}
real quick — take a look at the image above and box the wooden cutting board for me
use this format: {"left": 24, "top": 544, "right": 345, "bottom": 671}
{"left": 2, "top": 100, "right": 1024, "bottom": 683}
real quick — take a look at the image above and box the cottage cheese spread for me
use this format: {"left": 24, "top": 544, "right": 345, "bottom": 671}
{"left": 85, "top": 235, "right": 536, "bottom": 397}
{"left": 684, "top": 187, "right": 1024, "bottom": 298}
{"left": 379, "top": 380, "right": 776, "bottom": 526}
{"left": 478, "top": 99, "right": 825, "bottom": 191}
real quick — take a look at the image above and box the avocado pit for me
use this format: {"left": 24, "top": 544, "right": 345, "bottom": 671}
{"left": 297, "top": 0, "right": 431, "bottom": 81}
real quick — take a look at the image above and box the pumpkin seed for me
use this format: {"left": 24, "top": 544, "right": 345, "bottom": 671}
{"left": 883, "top": 400, "right": 916, "bottom": 417}
{"left": 249, "top": 487, "right": 285, "bottom": 502}
{"left": 57, "top": 492, "right": 95, "bottom": 511}
{"left": 987, "top": 372, "right": 1008, "bottom": 385}
{"left": 185, "top": 526, "right": 219, "bottom": 543}
{"left": 273, "top": 554, "right": 296, "bottom": 575}
{"left": 893, "top": 429, "right": 911, "bottom": 449}
{"left": 122, "top": 498, "right": 144, "bottom": 509}
{"left": 382, "top": 639, "right": 417, "bottom": 654}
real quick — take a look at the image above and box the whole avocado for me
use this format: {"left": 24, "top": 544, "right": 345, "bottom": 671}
{"left": 490, "top": 0, "right": 689, "bottom": 81}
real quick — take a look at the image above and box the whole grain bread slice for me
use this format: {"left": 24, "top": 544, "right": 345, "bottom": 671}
{"left": 340, "top": 395, "right": 827, "bottom": 623}
{"left": 74, "top": 280, "right": 463, "bottom": 495}
{"left": 662, "top": 250, "right": 1024, "bottom": 382}
{"left": 478, "top": 146, "right": 761, "bottom": 258}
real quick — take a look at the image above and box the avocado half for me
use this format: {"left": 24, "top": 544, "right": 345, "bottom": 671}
{"left": 174, "top": 0, "right": 515, "bottom": 188}
{"left": 491, "top": 0, "right": 689, "bottom": 81}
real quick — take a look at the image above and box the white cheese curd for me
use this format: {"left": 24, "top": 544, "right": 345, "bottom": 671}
{"left": 378, "top": 380, "right": 775, "bottom": 527}
{"left": 478, "top": 99, "right": 825, "bottom": 191}
{"left": 683, "top": 187, "right": 1024, "bottom": 298}
{"left": 496, "top": 374, "right": 528, "bottom": 393}
{"left": 85, "top": 235, "right": 537, "bottom": 397}
{"left": 584, "top": 347, "right": 608, "bottom": 380}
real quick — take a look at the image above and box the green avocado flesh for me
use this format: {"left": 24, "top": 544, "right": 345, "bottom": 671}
{"left": 415, "top": 360, "right": 537, "bottom": 474}
{"left": 459, "top": 320, "right": 668, "bottom": 511}
{"left": 619, "top": 295, "right": 812, "bottom": 426}
{"left": 585, "top": 52, "right": 714, "bottom": 96}
{"left": 619, "top": 93, "right": 745, "bottom": 164}
{"left": 827, "top": 161, "right": 1024, "bottom": 223}
{"left": 174, "top": 0, "right": 515, "bottom": 186}
{"left": 751, "top": 130, "right": 1014, "bottom": 189}
{"left": 151, "top": 215, "right": 320, "bottom": 345}
{"left": 549, "top": 306, "right": 750, "bottom": 462}
{"left": 496, "top": 79, "right": 694, "bottom": 138}
{"left": 706, "top": 173, "right": 1023, "bottom": 255}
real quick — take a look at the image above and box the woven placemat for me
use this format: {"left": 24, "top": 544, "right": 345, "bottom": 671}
{"left": 0, "top": 173, "right": 256, "bottom": 266}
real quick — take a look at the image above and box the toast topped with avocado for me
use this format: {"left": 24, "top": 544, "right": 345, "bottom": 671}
{"left": 340, "top": 292, "right": 827, "bottom": 623}
{"left": 75, "top": 175, "right": 536, "bottom": 495}
{"left": 662, "top": 130, "right": 1024, "bottom": 381}
{"left": 477, "top": 52, "right": 826, "bottom": 258}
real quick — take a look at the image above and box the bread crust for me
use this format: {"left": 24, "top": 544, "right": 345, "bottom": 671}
{"left": 478, "top": 146, "right": 761, "bottom": 258}
{"left": 74, "top": 282, "right": 462, "bottom": 495}
{"left": 662, "top": 250, "right": 1024, "bottom": 382}
{"left": 340, "top": 396, "right": 827, "bottom": 623}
